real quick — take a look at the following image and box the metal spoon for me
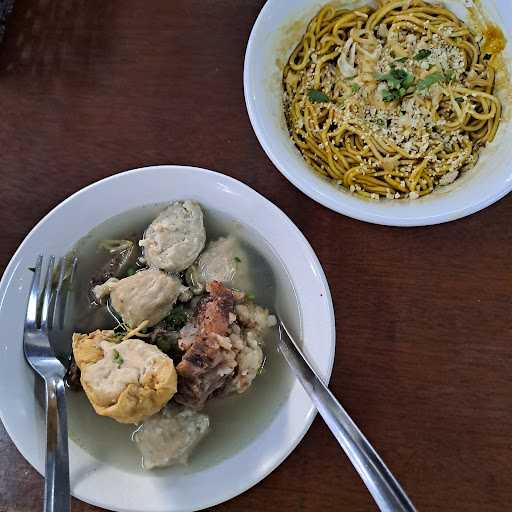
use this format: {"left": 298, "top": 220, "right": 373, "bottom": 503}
{"left": 278, "top": 320, "right": 416, "bottom": 512}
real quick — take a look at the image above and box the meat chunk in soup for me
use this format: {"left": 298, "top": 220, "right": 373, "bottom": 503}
{"left": 174, "top": 282, "right": 237, "bottom": 409}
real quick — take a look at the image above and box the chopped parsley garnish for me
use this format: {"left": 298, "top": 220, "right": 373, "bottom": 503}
{"left": 112, "top": 349, "right": 124, "bottom": 368}
{"left": 377, "top": 67, "right": 414, "bottom": 102}
{"left": 165, "top": 305, "right": 189, "bottom": 331}
{"left": 307, "top": 89, "right": 330, "bottom": 103}
{"left": 444, "top": 69, "right": 455, "bottom": 82}
{"left": 483, "top": 53, "right": 492, "bottom": 61}
{"left": 351, "top": 83, "right": 361, "bottom": 94}
{"left": 416, "top": 72, "right": 446, "bottom": 91}
{"left": 395, "top": 57, "right": 408, "bottom": 63}
{"left": 378, "top": 67, "right": 407, "bottom": 89}
{"left": 416, "top": 70, "right": 455, "bottom": 91}
{"left": 376, "top": 119, "right": 385, "bottom": 127}
{"left": 382, "top": 90, "right": 400, "bottom": 102}
{"left": 455, "top": 97, "right": 464, "bottom": 104}
{"left": 234, "top": 256, "right": 241, "bottom": 263}
{"left": 414, "top": 49, "right": 432, "bottom": 61}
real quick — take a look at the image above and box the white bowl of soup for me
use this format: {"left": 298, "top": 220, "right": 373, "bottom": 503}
{"left": 244, "top": 0, "right": 512, "bottom": 226}
{"left": 0, "top": 166, "right": 335, "bottom": 512}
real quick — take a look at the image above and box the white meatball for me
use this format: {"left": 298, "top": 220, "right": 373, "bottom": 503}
{"left": 140, "top": 201, "right": 206, "bottom": 272}
{"left": 92, "top": 277, "right": 119, "bottom": 303}
{"left": 110, "top": 269, "right": 186, "bottom": 327}
{"left": 196, "top": 237, "right": 251, "bottom": 289}
{"left": 133, "top": 406, "right": 210, "bottom": 469}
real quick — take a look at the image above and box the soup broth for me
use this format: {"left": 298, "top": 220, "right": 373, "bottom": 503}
{"left": 66, "top": 203, "right": 300, "bottom": 474}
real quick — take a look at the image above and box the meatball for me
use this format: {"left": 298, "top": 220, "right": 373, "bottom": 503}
{"left": 92, "top": 277, "right": 119, "bottom": 304}
{"left": 140, "top": 201, "right": 206, "bottom": 272}
{"left": 110, "top": 269, "right": 186, "bottom": 327}
{"left": 133, "top": 406, "right": 209, "bottom": 469}
{"left": 195, "top": 236, "right": 251, "bottom": 290}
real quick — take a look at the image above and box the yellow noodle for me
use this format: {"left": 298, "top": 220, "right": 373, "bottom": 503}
{"left": 283, "top": 0, "right": 505, "bottom": 199}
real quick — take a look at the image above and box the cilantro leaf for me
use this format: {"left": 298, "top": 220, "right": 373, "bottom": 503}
{"left": 351, "top": 83, "right": 361, "bottom": 94}
{"left": 307, "top": 89, "right": 330, "bottom": 103}
{"left": 414, "top": 49, "right": 432, "bottom": 60}
{"left": 377, "top": 67, "right": 414, "bottom": 102}
{"left": 165, "top": 305, "right": 189, "bottom": 331}
{"left": 444, "top": 69, "right": 455, "bottom": 82}
{"left": 112, "top": 349, "right": 124, "bottom": 368}
{"left": 380, "top": 75, "right": 401, "bottom": 90}
{"left": 416, "top": 72, "right": 445, "bottom": 91}
{"left": 378, "top": 68, "right": 408, "bottom": 88}
{"left": 402, "top": 73, "right": 415, "bottom": 89}
{"left": 382, "top": 90, "right": 400, "bottom": 102}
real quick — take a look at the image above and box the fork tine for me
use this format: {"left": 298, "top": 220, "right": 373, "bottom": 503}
{"left": 26, "top": 255, "right": 43, "bottom": 328}
{"left": 57, "top": 256, "right": 78, "bottom": 330}
{"left": 64, "top": 256, "right": 78, "bottom": 321}
{"left": 69, "top": 256, "right": 78, "bottom": 287}
{"left": 52, "top": 257, "right": 67, "bottom": 330}
{"left": 40, "top": 255, "right": 55, "bottom": 333}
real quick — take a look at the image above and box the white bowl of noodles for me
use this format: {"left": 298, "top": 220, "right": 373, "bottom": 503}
{"left": 244, "top": 0, "right": 512, "bottom": 226}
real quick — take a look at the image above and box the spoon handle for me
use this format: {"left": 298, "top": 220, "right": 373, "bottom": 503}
{"left": 278, "top": 322, "right": 416, "bottom": 512}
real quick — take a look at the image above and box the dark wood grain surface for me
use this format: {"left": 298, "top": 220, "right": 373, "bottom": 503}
{"left": 1, "top": 1, "right": 511, "bottom": 511}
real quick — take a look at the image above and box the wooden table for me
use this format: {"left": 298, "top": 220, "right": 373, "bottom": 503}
{"left": 1, "top": 1, "right": 511, "bottom": 511}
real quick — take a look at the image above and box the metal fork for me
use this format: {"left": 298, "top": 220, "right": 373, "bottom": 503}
{"left": 278, "top": 320, "right": 416, "bottom": 512}
{"left": 23, "top": 255, "right": 77, "bottom": 512}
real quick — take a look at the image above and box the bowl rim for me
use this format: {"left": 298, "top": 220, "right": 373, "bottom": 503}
{"left": 0, "top": 164, "right": 336, "bottom": 512}
{"left": 243, "top": 0, "right": 512, "bottom": 227}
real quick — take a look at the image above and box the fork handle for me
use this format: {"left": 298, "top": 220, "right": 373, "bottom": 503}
{"left": 278, "top": 327, "right": 416, "bottom": 512}
{"left": 44, "top": 375, "right": 70, "bottom": 512}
